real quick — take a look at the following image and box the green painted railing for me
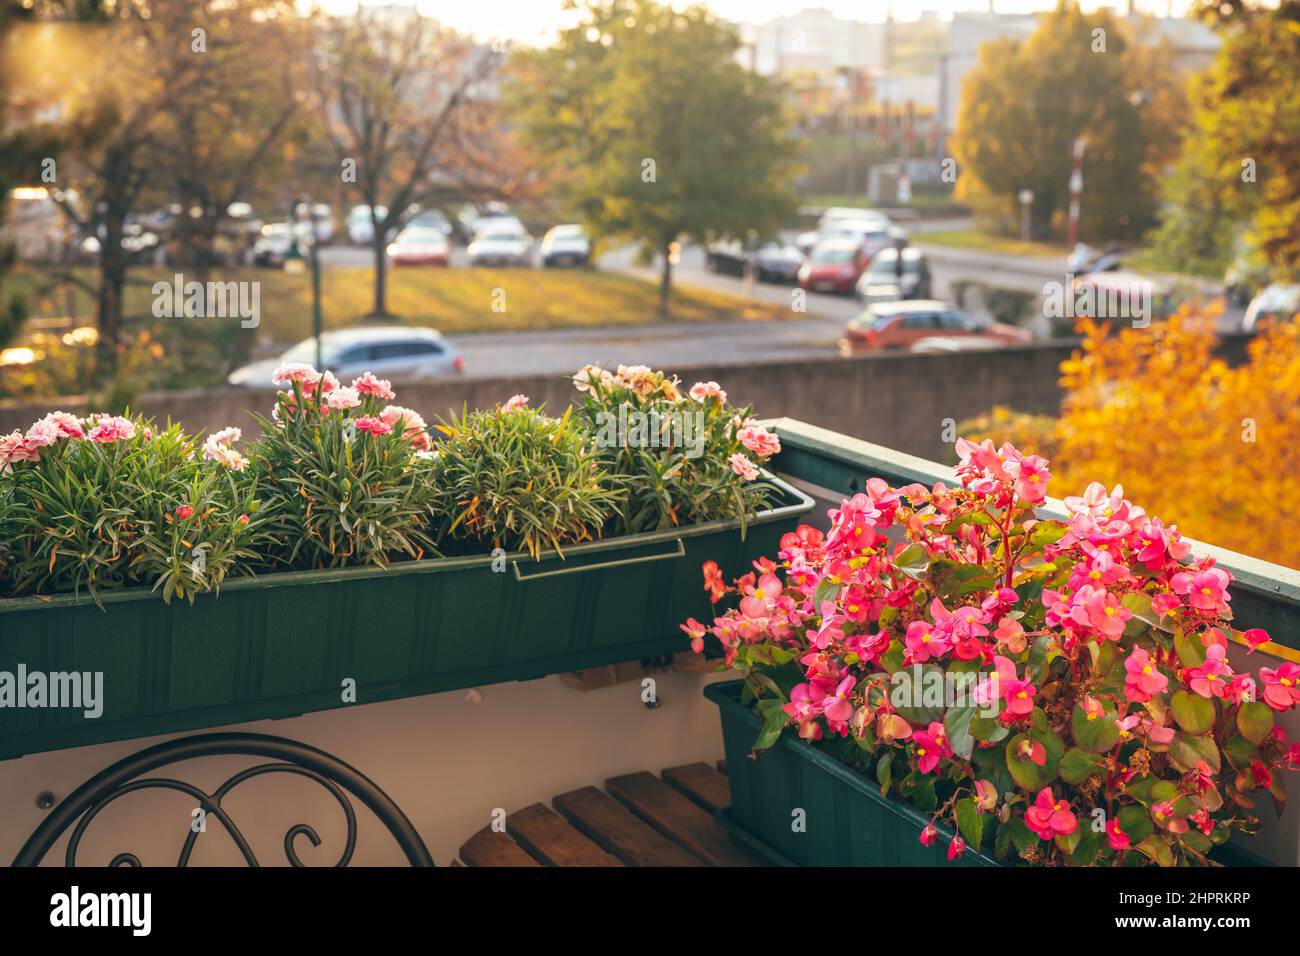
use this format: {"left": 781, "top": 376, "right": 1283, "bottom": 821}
{"left": 767, "top": 418, "right": 1300, "bottom": 661}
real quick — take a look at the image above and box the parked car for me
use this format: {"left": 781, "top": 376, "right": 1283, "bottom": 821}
{"left": 408, "top": 208, "right": 453, "bottom": 236}
{"left": 753, "top": 242, "right": 804, "bottom": 283}
{"left": 796, "top": 209, "right": 893, "bottom": 256}
{"left": 909, "top": 335, "right": 1012, "bottom": 354}
{"left": 386, "top": 225, "right": 450, "bottom": 266}
{"left": 252, "top": 221, "right": 311, "bottom": 268}
{"left": 228, "top": 326, "right": 464, "bottom": 387}
{"left": 346, "top": 204, "right": 392, "bottom": 246}
{"left": 1241, "top": 283, "right": 1300, "bottom": 332}
{"left": 855, "top": 246, "right": 932, "bottom": 303}
{"left": 467, "top": 222, "right": 532, "bottom": 266}
{"left": 1067, "top": 242, "right": 1123, "bottom": 276}
{"left": 840, "top": 301, "right": 1032, "bottom": 352}
{"left": 797, "top": 238, "right": 871, "bottom": 295}
{"left": 539, "top": 224, "right": 591, "bottom": 267}
{"left": 1069, "top": 270, "right": 1175, "bottom": 325}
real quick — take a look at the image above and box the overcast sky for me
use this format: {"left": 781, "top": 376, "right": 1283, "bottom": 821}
{"left": 312, "top": 0, "right": 1196, "bottom": 45}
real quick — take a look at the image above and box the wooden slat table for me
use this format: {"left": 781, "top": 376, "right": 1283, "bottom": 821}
{"left": 455, "top": 761, "right": 764, "bottom": 867}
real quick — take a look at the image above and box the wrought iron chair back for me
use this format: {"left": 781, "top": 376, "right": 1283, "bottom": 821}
{"left": 12, "top": 732, "right": 435, "bottom": 867}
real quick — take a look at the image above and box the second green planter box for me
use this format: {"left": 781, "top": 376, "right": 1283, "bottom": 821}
{"left": 0, "top": 479, "right": 813, "bottom": 761}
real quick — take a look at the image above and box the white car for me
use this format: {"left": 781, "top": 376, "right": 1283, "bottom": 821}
{"left": 539, "top": 224, "right": 591, "bottom": 267}
{"left": 346, "top": 204, "right": 393, "bottom": 246}
{"left": 228, "top": 326, "right": 464, "bottom": 387}
{"left": 467, "top": 222, "right": 532, "bottom": 266}
{"left": 1241, "top": 283, "right": 1300, "bottom": 332}
{"left": 796, "top": 215, "right": 898, "bottom": 258}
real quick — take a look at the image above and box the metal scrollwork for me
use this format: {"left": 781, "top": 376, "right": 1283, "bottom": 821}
{"left": 12, "top": 733, "right": 434, "bottom": 867}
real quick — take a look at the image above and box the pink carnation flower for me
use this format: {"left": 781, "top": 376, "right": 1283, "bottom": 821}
{"left": 728, "top": 452, "right": 759, "bottom": 481}
{"left": 352, "top": 372, "right": 396, "bottom": 400}
{"left": 202, "top": 427, "right": 249, "bottom": 471}
{"left": 503, "top": 394, "right": 529, "bottom": 411}
{"left": 326, "top": 386, "right": 361, "bottom": 410}
{"left": 86, "top": 415, "right": 136, "bottom": 444}
{"left": 355, "top": 416, "right": 393, "bottom": 436}
{"left": 689, "top": 381, "right": 727, "bottom": 403}
{"left": 0, "top": 430, "right": 40, "bottom": 468}
{"left": 737, "top": 424, "right": 781, "bottom": 458}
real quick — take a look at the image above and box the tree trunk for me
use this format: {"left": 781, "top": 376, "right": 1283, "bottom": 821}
{"left": 372, "top": 226, "right": 389, "bottom": 319}
{"left": 658, "top": 241, "right": 673, "bottom": 319}
{"left": 95, "top": 212, "right": 127, "bottom": 385}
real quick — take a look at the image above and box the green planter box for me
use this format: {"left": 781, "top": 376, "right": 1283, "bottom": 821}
{"left": 706, "top": 680, "right": 1000, "bottom": 867}
{"left": 0, "top": 480, "right": 812, "bottom": 762}
{"left": 707, "top": 680, "right": 1276, "bottom": 867}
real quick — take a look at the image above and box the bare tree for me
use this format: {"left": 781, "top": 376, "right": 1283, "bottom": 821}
{"left": 312, "top": 8, "right": 515, "bottom": 318}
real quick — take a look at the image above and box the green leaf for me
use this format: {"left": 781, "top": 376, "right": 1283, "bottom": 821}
{"left": 876, "top": 754, "right": 893, "bottom": 795}
{"left": 1237, "top": 701, "right": 1274, "bottom": 745}
{"left": 1168, "top": 732, "right": 1221, "bottom": 774}
{"left": 1068, "top": 829, "right": 1104, "bottom": 866}
{"left": 1170, "top": 690, "right": 1215, "bottom": 736}
{"left": 1123, "top": 592, "right": 1174, "bottom": 633}
{"left": 1059, "top": 747, "right": 1105, "bottom": 785}
{"left": 1071, "top": 702, "right": 1121, "bottom": 753}
{"left": 955, "top": 797, "right": 985, "bottom": 851}
{"left": 894, "top": 543, "right": 930, "bottom": 580}
{"left": 944, "top": 703, "right": 978, "bottom": 760}
{"left": 1005, "top": 816, "right": 1036, "bottom": 853}
{"left": 1174, "top": 631, "right": 1206, "bottom": 668}
{"left": 1117, "top": 804, "right": 1155, "bottom": 844}
{"left": 1005, "top": 731, "right": 1061, "bottom": 790}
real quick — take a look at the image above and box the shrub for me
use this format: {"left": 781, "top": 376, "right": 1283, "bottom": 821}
{"left": 427, "top": 396, "right": 620, "bottom": 558}
{"left": 0, "top": 412, "right": 266, "bottom": 603}
{"left": 251, "top": 366, "right": 438, "bottom": 570}
{"left": 685, "top": 437, "right": 1299, "bottom": 866}
{"left": 572, "top": 364, "right": 782, "bottom": 535}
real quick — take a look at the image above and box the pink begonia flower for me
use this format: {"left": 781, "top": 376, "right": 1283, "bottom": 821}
{"left": 1080, "top": 694, "right": 1106, "bottom": 722}
{"left": 905, "top": 618, "right": 951, "bottom": 663}
{"left": 1004, "top": 453, "right": 1050, "bottom": 503}
{"left": 912, "top": 722, "right": 951, "bottom": 775}
{"left": 974, "top": 779, "right": 997, "bottom": 812}
{"left": 729, "top": 453, "right": 759, "bottom": 481}
{"left": 974, "top": 654, "right": 1018, "bottom": 708}
{"left": 325, "top": 386, "right": 361, "bottom": 410}
{"left": 1069, "top": 584, "right": 1131, "bottom": 639}
{"left": 503, "top": 394, "right": 529, "bottom": 411}
{"left": 1151, "top": 800, "right": 1188, "bottom": 834}
{"left": 822, "top": 674, "right": 857, "bottom": 725}
{"left": 1226, "top": 674, "right": 1257, "bottom": 705}
{"left": 919, "top": 824, "right": 939, "bottom": 847}
{"left": 1259, "top": 663, "right": 1300, "bottom": 712}
{"left": 1134, "top": 517, "right": 1192, "bottom": 568}
{"left": 1115, "top": 714, "right": 1142, "bottom": 741}
{"left": 809, "top": 601, "right": 846, "bottom": 650}
{"left": 1170, "top": 567, "right": 1232, "bottom": 613}
{"left": 1014, "top": 736, "right": 1046, "bottom": 767}
{"left": 355, "top": 416, "right": 392, "bottom": 436}
{"left": 737, "top": 425, "right": 781, "bottom": 458}
{"left": 1001, "top": 677, "right": 1037, "bottom": 717}
{"left": 1106, "top": 818, "right": 1131, "bottom": 851}
{"left": 680, "top": 618, "right": 707, "bottom": 654}
{"left": 739, "top": 572, "right": 782, "bottom": 619}
{"left": 202, "top": 427, "right": 249, "bottom": 472}
{"left": 689, "top": 380, "right": 727, "bottom": 403}
{"left": 947, "top": 836, "right": 967, "bottom": 861}
{"left": 1242, "top": 628, "right": 1271, "bottom": 653}
{"left": 1184, "top": 643, "right": 1231, "bottom": 699}
{"left": 1025, "top": 788, "right": 1077, "bottom": 840}
{"left": 1151, "top": 592, "right": 1182, "bottom": 617}
{"left": 86, "top": 415, "right": 136, "bottom": 444}
{"left": 1147, "top": 722, "right": 1176, "bottom": 746}
{"left": 352, "top": 372, "right": 396, "bottom": 400}
{"left": 1123, "top": 646, "right": 1168, "bottom": 703}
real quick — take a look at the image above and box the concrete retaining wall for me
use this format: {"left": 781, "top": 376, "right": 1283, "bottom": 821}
{"left": 0, "top": 333, "right": 1257, "bottom": 463}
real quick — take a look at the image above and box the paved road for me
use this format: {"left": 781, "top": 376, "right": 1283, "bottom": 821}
{"left": 313, "top": 234, "right": 1242, "bottom": 379}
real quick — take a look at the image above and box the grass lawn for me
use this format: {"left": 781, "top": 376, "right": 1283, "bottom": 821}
{"left": 917, "top": 228, "right": 1066, "bottom": 260}
{"left": 13, "top": 264, "right": 792, "bottom": 344}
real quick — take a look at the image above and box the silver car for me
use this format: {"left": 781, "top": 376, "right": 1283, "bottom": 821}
{"left": 228, "top": 326, "right": 464, "bottom": 387}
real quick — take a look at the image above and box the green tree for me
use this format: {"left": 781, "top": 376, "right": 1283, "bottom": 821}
{"left": 951, "top": 2, "right": 1184, "bottom": 242}
{"left": 508, "top": 0, "right": 798, "bottom": 317}
{"left": 1168, "top": 1, "right": 1300, "bottom": 279}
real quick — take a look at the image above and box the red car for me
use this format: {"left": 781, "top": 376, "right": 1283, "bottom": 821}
{"left": 797, "top": 239, "right": 871, "bottom": 295}
{"left": 841, "top": 301, "right": 1033, "bottom": 351}
{"left": 386, "top": 225, "right": 450, "bottom": 266}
